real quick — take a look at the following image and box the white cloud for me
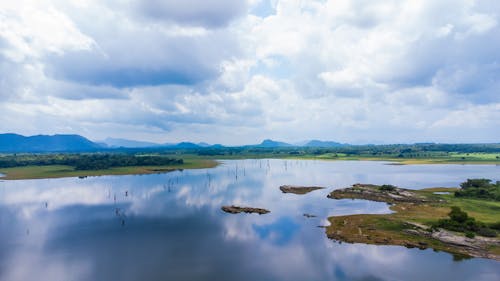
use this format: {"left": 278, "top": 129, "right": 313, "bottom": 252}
{"left": 0, "top": 1, "right": 95, "bottom": 61}
{"left": 0, "top": 0, "right": 499, "bottom": 144}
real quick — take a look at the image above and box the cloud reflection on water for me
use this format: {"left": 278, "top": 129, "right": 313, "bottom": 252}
{"left": 0, "top": 160, "right": 498, "bottom": 280}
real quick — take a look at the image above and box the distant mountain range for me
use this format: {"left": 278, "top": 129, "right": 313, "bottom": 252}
{"left": 0, "top": 133, "right": 101, "bottom": 152}
{"left": 103, "top": 138, "right": 162, "bottom": 148}
{"left": 101, "top": 139, "right": 211, "bottom": 149}
{"left": 251, "top": 139, "right": 346, "bottom": 148}
{"left": 303, "top": 140, "right": 345, "bottom": 147}
{"left": 0, "top": 133, "right": 348, "bottom": 153}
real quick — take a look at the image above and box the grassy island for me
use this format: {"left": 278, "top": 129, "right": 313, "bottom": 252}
{"left": 326, "top": 180, "right": 500, "bottom": 260}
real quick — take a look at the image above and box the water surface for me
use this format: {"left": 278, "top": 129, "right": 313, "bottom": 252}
{"left": 0, "top": 160, "right": 498, "bottom": 281}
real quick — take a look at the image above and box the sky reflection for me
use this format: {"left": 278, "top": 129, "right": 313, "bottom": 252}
{"left": 0, "top": 160, "right": 498, "bottom": 281}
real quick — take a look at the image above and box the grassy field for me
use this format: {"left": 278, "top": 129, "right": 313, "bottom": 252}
{"left": 197, "top": 152, "right": 500, "bottom": 164}
{"left": 0, "top": 159, "right": 218, "bottom": 180}
{"left": 299, "top": 152, "right": 500, "bottom": 164}
{"left": 143, "top": 151, "right": 500, "bottom": 165}
{"left": 420, "top": 189, "right": 500, "bottom": 223}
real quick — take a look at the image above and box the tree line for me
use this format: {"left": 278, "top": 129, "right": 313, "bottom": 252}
{"left": 0, "top": 154, "right": 183, "bottom": 170}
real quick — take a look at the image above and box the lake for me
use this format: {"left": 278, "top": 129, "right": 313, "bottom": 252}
{"left": 0, "top": 160, "right": 499, "bottom": 281}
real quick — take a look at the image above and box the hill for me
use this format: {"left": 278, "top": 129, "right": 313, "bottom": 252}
{"left": 254, "top": 139, "right": 292, "bottom": 147}
{"left": 104, "top": 138, "right": 160, "bottom": 148}
{"left": 304, "top": 140, "right": 345, "bottom": 147}
{"left": 0, "top": 133, "right": 102, "bottom": 152}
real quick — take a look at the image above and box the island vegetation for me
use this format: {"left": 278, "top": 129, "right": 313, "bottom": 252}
{"left": 326, "top": 179, "right": 500, "bottom": 260}
{"left": 433, "top": 206, "right": 498, "bottom": 238}
{"left": 454, "top": 178, "right": 500, "bottom": 201}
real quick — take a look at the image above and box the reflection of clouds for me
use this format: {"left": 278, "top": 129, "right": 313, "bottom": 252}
{"left": 222, "top": 216, "right": 259, "bottom": 242}
{"left": 253, "top": 217, "right": 300, "bottom": 246}
{"left": 1, "top": 180, "right": 127, "bottom": 209}
{"left": 0, "top": 160, "right": 499, "bottom": 280}
{"left": 3, "top": 249, "right": 92, "bottom": 281}
{"left": 2, "top": 159, "right": 497, "bottom": 217}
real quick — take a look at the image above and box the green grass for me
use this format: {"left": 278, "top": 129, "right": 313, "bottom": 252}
{"left": 448, "top": 152, "right": 500, "bottom": 160}
{"left": 0, "top": 159, "right": 218, "bottom": 180}
{"left": 439, "top": 196, "right": 500, "bottom": 223}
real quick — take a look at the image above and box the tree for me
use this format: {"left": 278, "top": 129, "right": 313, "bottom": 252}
{"left": 449, "top": 206, "right": 468, "bottom": 223}
{"left": 460, "top": 179, "right": 491, "bottom": 189}
{"left": 379, "top": 184, "right": 397, "bottom": 191}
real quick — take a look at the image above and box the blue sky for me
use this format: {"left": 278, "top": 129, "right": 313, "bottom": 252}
{"left": 0, "top": 0, "right": 499, "bottom": 145}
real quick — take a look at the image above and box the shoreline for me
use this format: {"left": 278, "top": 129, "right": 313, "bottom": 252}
{"left": 0, "top": 159, "right": 219, "bottom": 180}
{"left": 284, "top": 156, "right": 500, "bottom": 165}
{"left": 1, "top": 156, "right": 499, "bottom": 180}
{"left": 211, "top": 156, "right": 500, "bottom": 165}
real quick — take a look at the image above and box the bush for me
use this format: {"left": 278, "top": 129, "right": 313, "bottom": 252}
{"left": 433, "top": 206, "right": 497, "bottom": 237}
{"left": 449, "top": 206, "right": 468, "bottom": 223}
{"left": 476, "top": 228, "right": 497, "bottom": 238}
{"left": 379, "top": 184, "right": 397, "bottom": 191}
{"left": 489, "top": 222, "right": 500, "bottom": 231}
{"left": 465, "top": 231, "right": 475, "bottom": 238}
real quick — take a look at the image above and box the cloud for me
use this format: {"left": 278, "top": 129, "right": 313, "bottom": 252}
{"left": 0, "top": 0, "right": 499, "bottom": 144}
{"left": 40, "top": 1, "right": 242, "bottom": 88}
{"left": 0, "top": 1, "right": 95, "bottom": 60}
{"left": 134, "top": 0, "right": 248, "bottom": 28}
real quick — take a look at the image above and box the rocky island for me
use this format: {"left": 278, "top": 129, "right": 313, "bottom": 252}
{"left": 280, "top": 185, "right": 325, "bottom": 195}
{"left": 221, "top": 205, "right": 270, "bottom": 215}
{"left": 327, "top": 183, "right": 437, "bottom": 203}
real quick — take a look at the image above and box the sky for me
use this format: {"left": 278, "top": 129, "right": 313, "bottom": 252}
{"left": 0, "top": 0, "right": 499, "bottom": 145}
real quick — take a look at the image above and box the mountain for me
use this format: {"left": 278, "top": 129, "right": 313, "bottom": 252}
{"left": 102, "top": 139, "right": 213, "bottom": 149}
{"left": 0, "top": 133, "right": 102, "bottom": 152}
{"left": 104, "top": 138, "right": 160, "bottom": 148}
{"left": 172, "top": 142, "right": 201, "bottom": 148}
{"left": 197, "top": 142, "right": 211, "bottom": 147}
{"left": 255, "top": 139, "right": 293, "bottom": 147}
{"left": 303, "top": 140, "right": 345, "bottom": 147}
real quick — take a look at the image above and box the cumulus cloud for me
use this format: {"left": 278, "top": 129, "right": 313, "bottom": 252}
{"left": 0, "top": 0, "right": 499, "bottom": 144}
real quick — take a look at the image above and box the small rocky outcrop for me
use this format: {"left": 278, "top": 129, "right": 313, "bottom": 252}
{"left": 221, "top": 205, "right": 270, "bottom": 215}
{"left": 280, "top": 185, "right": 325, "bottom": 195}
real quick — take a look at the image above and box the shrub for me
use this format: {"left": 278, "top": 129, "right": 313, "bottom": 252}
{"left": 465, "top": 231, "right": 475, "bottom": 238}
{"left": 433, "top": 207, "right": 497, "bottom": 237}
{"left": 476, "top": 228, "right": 497, "bottom": 238}
{"left": 489, "top": 222, "right": 500, "bottom": 231}
{"left": 449, "top": 206, "right": 468, "bottom": 223}
{"left": 379, "top": 184, "right": 397, "bottom": 191}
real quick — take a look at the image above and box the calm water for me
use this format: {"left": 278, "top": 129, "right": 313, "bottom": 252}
{"left": 0, "top": 160, "right": 499, "bottom": 281}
